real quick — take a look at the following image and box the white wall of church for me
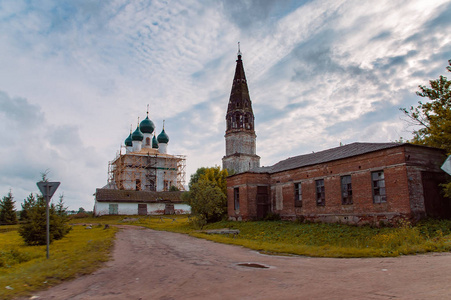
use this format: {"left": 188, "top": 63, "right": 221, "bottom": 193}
{"left": 94, "top": 202, "right": 190, "bottom": 216}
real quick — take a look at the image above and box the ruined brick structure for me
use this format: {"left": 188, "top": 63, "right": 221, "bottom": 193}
{"left": 222, "top": 46, "right": 260, "bottom": 174}
{"left": 227, "top": 141, "right": 449, "bottom": 225}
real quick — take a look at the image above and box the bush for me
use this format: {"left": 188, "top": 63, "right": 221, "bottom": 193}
{"left": 18, "top": 194, "right": 72, "bottom": 246}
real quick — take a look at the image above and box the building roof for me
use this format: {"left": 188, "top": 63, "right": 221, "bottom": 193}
{"left": 96, "top": 189, "right": 184, "bottom": 203}
{"left": 252, "top": 142, "right": 408, "bottom": 174}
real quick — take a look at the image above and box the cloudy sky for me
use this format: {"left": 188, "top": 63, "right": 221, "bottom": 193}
{"left": 1, "top": 0, "right": 450, "bottom": 210}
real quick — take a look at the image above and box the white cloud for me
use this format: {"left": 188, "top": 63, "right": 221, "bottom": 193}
{"left": 0, "top": 0, "right": 449, "bottom": 209}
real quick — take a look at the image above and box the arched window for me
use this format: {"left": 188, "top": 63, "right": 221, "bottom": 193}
{"left": 146, "top": 137, "right": 151, "bottom": 146}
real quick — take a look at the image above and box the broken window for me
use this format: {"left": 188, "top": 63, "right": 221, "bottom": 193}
{"left": 234, "top": 187, "right": 240, "bottom": 210}
{"left": 294, "top": 182, "right": 302, "bottom": 207}
{"left": 316, "top": 179, "right": 325, "bottom": 206}
{"left": 341, "top": 175, "right": 353, "bottom": 205}
{"left": 372, "top": 171, "right": 387, "bottom": 203}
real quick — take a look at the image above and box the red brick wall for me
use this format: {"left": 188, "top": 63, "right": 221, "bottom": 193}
{"left": 227, "top": 144, "right": 447, "bottom": 224}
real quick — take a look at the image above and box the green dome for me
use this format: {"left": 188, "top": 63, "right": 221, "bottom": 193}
{"left": 157, "top": 128, "right": 169, "bottom": 144}
{"left": 124, "top": 133, "right": 132, "bottom": 147}
{"left": 152, "top": 134, "right": 159, "bottom": 148}
{"left": 132, "top": 126, "right": 144, "bottom": 141}
{"left": 140, "top": 116, "right": 155, "bottom": 134}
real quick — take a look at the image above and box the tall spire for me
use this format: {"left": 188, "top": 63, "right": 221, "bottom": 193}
{"left": 226, "top": 43, "right": 254, "bottom": 133}
{"left": 223, "top": 45, "right": 260, "bottom": 174}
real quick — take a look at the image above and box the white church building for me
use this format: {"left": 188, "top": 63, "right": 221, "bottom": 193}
{"left": 94, "top": 110, "right": 190, "bottom": 216}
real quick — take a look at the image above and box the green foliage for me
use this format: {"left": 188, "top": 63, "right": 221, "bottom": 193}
{"left": 18, "top": 194, "right": 72, "bottom": 246}
{"left": 20, "top": 193, "right": 36, "bottom": 221}
{"left": 188, "top": 167, "right": 207, "bottom": 189}
{"left": 0, "top": 191, "right": 18, "bottom": 225}
{"left": 184, "top": 167, "right": 229, "bottom": 228}
{"left": 169, "top": 185, "right": 180, "bottom": 191}
{"left": 400, "top": 59, "right": 451, "bottom": 154}
{"left": 189, "top": 179, "right": 227, "bottom": 227}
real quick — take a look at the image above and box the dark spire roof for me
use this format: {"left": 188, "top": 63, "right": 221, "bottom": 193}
{"left": 226, "top": 44, "right": 255, "bottom": 133}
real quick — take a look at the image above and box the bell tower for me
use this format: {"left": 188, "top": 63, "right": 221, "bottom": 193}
{"left": 222, "top": 44, "right": 260, "bottom": 174}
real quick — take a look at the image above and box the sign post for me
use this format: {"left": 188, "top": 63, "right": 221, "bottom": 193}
{"left": 441, "top": 155, "right": 451, "bottom": 176}
{"left": 37, "top": 181, "right": 60, "bottom": 259}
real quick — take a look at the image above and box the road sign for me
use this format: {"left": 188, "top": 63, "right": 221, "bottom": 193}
{"left": 441, "top": 155, "right": 451, "bottom": 176}
{"left": 37, "top": 181, "right": 60, "bottom": 200}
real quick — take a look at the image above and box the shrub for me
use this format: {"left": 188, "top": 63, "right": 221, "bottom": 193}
{"left": 18, "top": 194, "right": 72, "bottom": 245}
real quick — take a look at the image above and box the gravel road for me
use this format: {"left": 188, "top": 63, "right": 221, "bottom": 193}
{"left": 23, "top": 226, "right": 451, "bottom": 300}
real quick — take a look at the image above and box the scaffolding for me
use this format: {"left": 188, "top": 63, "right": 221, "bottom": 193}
{"left": 107, "top": 148, "right": 186, "bottom": 191}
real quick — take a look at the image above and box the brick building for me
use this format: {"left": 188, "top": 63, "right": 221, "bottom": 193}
{"left": 227, "top": 143, "right": 449, "bottom": 224}
{"left": 222, "top": 48, "right": 449, "bottom": 225}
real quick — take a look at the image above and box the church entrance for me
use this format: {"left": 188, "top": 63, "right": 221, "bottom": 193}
{"left": 256, "top": 186, "right": 270, "bottom": 219}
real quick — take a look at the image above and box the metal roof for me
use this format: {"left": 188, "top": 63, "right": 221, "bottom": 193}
{"left": 252, "top": 142, "right": 404, "bottom": 174}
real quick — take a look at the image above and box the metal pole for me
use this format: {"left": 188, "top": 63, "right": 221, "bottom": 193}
{"left": 46, "top": 184, "right": 50, "bottom": 259}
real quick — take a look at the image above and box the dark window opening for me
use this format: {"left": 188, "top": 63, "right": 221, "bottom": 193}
{"left": 234, "top": 187, "right": 240, "bottom": 210}
{"left": 146, "top": 137, "right": 151, "bottom": 146}
{"left": 341, "top": 175, "right": 353, "bottom": 205}
{"left": 372, "top": 171, "right": 387, "bottom": 203}
{"left": 294, "top": 182, "right": 302, "bottom": 207}
{"left": 316, "top": 179, "right": 325, "bottom": 206}
{"left": 136, "top": 179, "right": 141, "bottom": 191}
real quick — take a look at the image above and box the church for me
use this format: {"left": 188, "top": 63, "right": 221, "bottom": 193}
{"left": 223, "top": 49, "right": 450, "bottom": 225}
{"left": 94, "top": 110, "right": 189, "bottom": 216}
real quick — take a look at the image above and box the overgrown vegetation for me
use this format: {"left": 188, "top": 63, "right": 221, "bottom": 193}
{"left": 0, "top": 225, "right": 117, "bottom": 299}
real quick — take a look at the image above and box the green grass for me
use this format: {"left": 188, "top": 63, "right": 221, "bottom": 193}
{"left": 3, "top": 215, "right": 450, "bottom": 298}
{"left": 0, "top": 224, "right": 117, "bottom": 299}
{"left": 80, "top": 215, "right": 451, "bottom": 258}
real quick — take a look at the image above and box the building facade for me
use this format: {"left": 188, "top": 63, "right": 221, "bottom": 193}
{"left": 94, "top": 111, "right": 188, "bottom": 216}
{"left": 227, "top": 142, "right": 450, "bottom": 224}
{"left": 222, "top": 47, "right": 260, "bottom": 174}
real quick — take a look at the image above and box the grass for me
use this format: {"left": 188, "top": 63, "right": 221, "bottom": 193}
{"left": 79, "top": 215, "right": 451, "bottom": 258}
{"left": 0, "top": 224, "right": 117, "bottom": 299}
{"left": 2, "top": 215, "right": 451, "bottom": 298}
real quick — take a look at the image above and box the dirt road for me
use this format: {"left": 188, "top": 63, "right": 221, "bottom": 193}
{"left": 24, "top": 226, "right": 451, "bottom": 300}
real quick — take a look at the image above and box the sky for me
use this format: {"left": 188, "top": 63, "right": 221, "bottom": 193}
{"left": 0, "top": 0, "right": 450, "bottom": 210}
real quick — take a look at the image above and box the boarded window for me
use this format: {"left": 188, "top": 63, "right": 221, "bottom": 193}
{"left": 109, "top": 204, "right": 118, "bottom": 215}
{"left": 372, "top": 171, "right": 387, "bottom": 203}
{"left": 294, "top": 182, "right": 302, "bottom": 207}
{"left": 234, "top": 187, "right": 240, "bottom": 210}
{"left": 316, "top": 179, "right": 325, "bottom": 206}
{"left": 138, "top": 204, "right": 147, "bottom": 215}
{"left": 341, "top": 175, "right": 353, "bottom": 205}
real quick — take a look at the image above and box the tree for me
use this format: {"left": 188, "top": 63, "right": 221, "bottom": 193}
{"left": 20, "top": 193, "right": 37, "bottom": 221}
{"left": 19, "top": 193, "right": 71, "bottom": 245}
{"left": 401, "top": 59, "right": 451, "bottom": 197}
{"left": 184, "top": 166, "right": 229, "bottom": 228}
{"left": 400, "top": 59, "right": 451, "bottom": 154}
{"left": 0, "top": 190, "right": 18, "bottom": 225}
